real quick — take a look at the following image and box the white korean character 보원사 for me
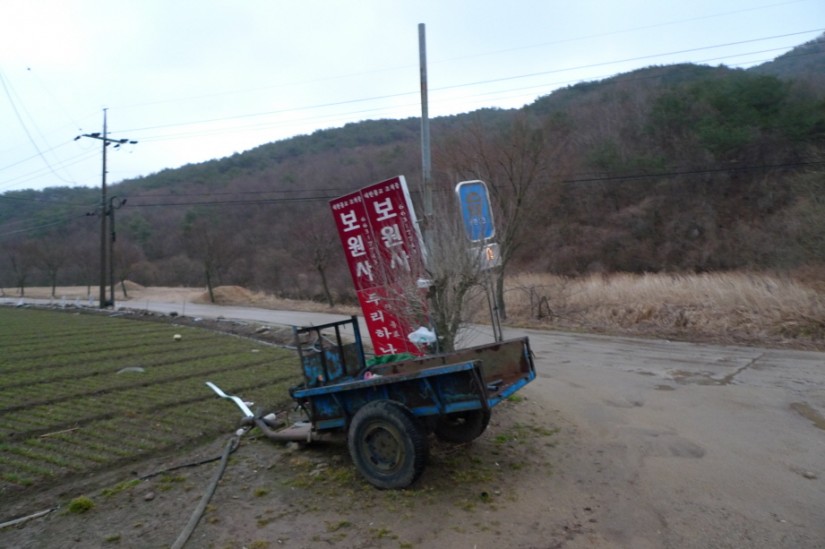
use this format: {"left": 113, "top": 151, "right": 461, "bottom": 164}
{"left": 347, "top": 235, "right": 367, "bottom": 257}
{"left": 340, "top": 210, "right": 360, "bottom": 232}
{"left": 389, "top": 248, "right": 410, "bottom": 271}
{"left": 355, "top": 260, "right": 373, "bottom": 282}
{"left": 373, "top": 197, "right": 396, "bottom": 222}
{"left": 380, "top": 224, "right": 403, "bottom": 248}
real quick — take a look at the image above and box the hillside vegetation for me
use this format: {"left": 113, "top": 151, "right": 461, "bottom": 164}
{"left": 1, "top": 34, "right": 824, "bottom": 310}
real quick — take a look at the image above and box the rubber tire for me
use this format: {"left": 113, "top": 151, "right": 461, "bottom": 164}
{"left": 433, "top": 409, "right": 491, "bottom": 443}
{"left": 348, "top": 401, "right": 429, "bottom": 489}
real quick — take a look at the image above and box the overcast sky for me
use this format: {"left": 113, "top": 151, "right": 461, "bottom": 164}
{"left": 1, "top": 0, "right": 822, "bottom": 193}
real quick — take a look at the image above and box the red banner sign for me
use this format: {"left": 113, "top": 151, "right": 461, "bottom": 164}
{"left": 330, "top": 176, "right": 427, "bottom": 355}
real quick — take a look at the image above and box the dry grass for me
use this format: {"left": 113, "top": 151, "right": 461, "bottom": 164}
{"left": 504, "top": 271, "right": 825, "bottom": 349}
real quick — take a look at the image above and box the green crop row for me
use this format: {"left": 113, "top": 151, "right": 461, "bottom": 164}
{"left": 0, "top": 347, "right": 285, "bottom": 410}
{"left": 0, "top": 363, "right": 296, "bottom": 439}
{"left": 0, "top": 331, "right": 231, "bottom": 376}
{"left": 0, "top": 307, "right": 306, "bottom": 501}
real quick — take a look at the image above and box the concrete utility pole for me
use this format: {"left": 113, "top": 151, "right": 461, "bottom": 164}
{"left": 108, "top": 196, "right": 127, "bottom": 306}
{"left": 418, "top": 23, "right": 433, "bottom": 259}
{"left": 75, "top": 109, "right": 137, "bottom": 308}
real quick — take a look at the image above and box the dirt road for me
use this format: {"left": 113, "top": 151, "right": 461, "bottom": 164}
{"left": 522, "top": 329, "right": 825, "bottom": 548}
{"left": 2, "top": 296, "right": 824, "bottom": 547}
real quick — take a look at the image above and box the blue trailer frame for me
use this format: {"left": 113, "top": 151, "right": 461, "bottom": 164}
{"left": 290, "top": 316, "right": 536, "bottom": 432}
{"left": 208, "top": 317, "right": 536, "bottom": 488}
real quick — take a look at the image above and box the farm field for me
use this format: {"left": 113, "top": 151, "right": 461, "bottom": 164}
{"left": 0, "top": 305, "right": 302, "bottom": 506}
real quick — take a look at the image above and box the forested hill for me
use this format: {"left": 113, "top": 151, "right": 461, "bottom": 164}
{"left": 752, "top": 31, "right": 825, "bottom": 80}
{"left": 1, "top": 33, "right": 824, "bottom": 301}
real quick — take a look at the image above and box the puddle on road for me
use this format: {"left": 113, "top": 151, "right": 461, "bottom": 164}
{"left": 790, "top": 402, "right": 825, "bottom": 431}
{"left": 670, "top": 368, "right": 746, "bottom": 386}
{"left": 670, "top": 370, "right": 727, "bottom": 386}
{"left": 669, "top": 355, "right": 762, "bottom": 387}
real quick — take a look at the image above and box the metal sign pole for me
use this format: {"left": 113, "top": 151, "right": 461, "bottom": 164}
{"left": 485, "top": 257, "right": 503, "bottom": 342}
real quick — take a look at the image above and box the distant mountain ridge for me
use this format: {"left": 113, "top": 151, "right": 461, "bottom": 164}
{"left": 751, "top": 31, "right": 825, "bottom": 79}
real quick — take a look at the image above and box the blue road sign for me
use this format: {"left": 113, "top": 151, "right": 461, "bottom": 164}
{"left": 456, "top": 180, "right": 495, "bottom": 242}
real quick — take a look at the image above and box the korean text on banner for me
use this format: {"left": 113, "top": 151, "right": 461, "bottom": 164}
{"left": 330, "top": 176, "right": 428, "bottom": 356}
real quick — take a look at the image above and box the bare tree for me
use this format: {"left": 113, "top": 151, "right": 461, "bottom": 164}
{"left": 371, "top": 198, "right": 488, "bottom": 353}
{"left": 32, "top": 234, "right": 69, "bottom": 298}
{"left": 114, "top": 239, "right": 145, "bottom": 298}
{"left": 424, "top": 204, "right": 488, "bottom": 351}
{"left": 69, "top": 229, "right": 99, "bottom": 299}
{"left": 4, "top": 239, "right": 37, "bottom": 296}
{"left": 183, "top": 211, "right": 243, "bottom": 303}
{"left": 439, "top": 111, "right": 567, "bottom": 319}
{"left": 290, "top": 209, "right": 340, "bottom": 307}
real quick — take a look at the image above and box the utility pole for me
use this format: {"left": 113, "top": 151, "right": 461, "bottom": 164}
{"left": 108, "top": 196, "right": 127, "bottom": 307}
{"left": 418, "top": 23, "right": 433, "bottom": 259}
{"left": 75, "top": 109, "right": 137, "bottom": 308}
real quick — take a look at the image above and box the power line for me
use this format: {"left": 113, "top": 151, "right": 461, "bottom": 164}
{"left": 116, "top": 30, "right": 825, "bottom": 138}
{"left": 0, "top": 193, "right": 96, "bottom": 207}
{"left": 1, "top": 158, "right": 820, "bottom": 239}
{"left": 125, "top": 187, "right": 349, "bottom": 199}
{"left": 1, "top": 28, "right": 821, "bottom": 193}
{"left": 432, "top": 0, "right": 815, "bottom": 65}
{"left": 126, "top": 44, "right": 825, "bottom": 150}
{"left": 0, "top": 148, "right": 99, "bottom": 191}
{"left": 123, "top": 159, "right": 825, "bottom": 207}
{"left": 127, "top": 195, "right": 336, "bottom": 208}
{"left": 0, "top": 71, "right": 79, "bottom": 186}
{"left": 558, "top": 160, "right": 825, "bottom": 185}
{"left": 111, "top": 1, "right": 812, "bottom": 114}
{"left": 434, "top": 29, "right": 825, "bottom": 94}
{"left": 0, "top": 212, "right": 90, "bottom": 238}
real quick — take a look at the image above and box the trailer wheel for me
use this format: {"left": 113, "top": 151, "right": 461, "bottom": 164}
{"left": 348, "top": 401, "right": 429, "bottom": 489}
{"left": 433, "top": 409, "right": 491, "bottom": 443}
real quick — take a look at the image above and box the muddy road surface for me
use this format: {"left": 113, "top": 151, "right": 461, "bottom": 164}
{"left": 523, "top": 328, "right": 824, "bottom": 548}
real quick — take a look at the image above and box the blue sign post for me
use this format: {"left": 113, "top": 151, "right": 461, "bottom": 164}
{"left": 455, "top": 180, "right": 495, "bottom": 242}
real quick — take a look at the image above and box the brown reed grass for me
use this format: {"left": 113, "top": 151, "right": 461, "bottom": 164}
{"left": 501, "top": 271, "right": 825, "bottom": 349}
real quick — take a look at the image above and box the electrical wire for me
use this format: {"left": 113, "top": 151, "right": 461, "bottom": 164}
{"left": 3, "top": 157, "right": 817, "bottom": 223}
{"left": 1, "top": 27, "right": 822, "bottom": 193}
{"left": 96, "top": 159, "right": 823, "bottom": 211}
{"left": 0, "top": 147, "right": 100, "bottom": 192}
{"left": 2, "top": 156, "right": 819, "bottom": 241}
{"left": 115, "top": 29, "right": 825, "bottom": 139}
{"left": 130, "top": 40, "right": 824, "bottom": 148}
{"left": 111, "top": 1, "right": 815, "bottom": 115}
{"left": 0, "top": 214, "right": 90, "bottom": 238}
{"left": 0, "top": 71, "right": 79, "bottom": 186}
{"left": 429, "top": 0, "right": 817, "bottom": 65}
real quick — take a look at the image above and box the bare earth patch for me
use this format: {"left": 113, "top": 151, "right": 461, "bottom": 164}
{"left": 0, "top": 390, "right": 578, "bottom": 549}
